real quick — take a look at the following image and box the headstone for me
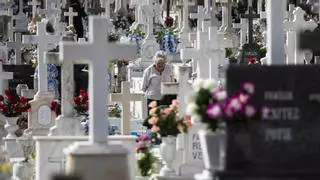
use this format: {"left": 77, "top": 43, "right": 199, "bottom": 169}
{"left": 60, "top": 16, "right": 136, "bottom": 180}
{"left": 218, "top": 65, "right": 320, "bottom": 179}
{"left": 13, "top": 0, "right": 28, "bottom": 32}
{"left": 2, "top": 65, "right": 34, "bottom": 90}
{"left": 239, "top": 7, "right": 260, "bottom": 64}
{"left": 0, "top": 61, "right": 13, "bottom": 94}
{"left": 110, "top": 81, "right": 145, "bottom": 135}
{"left": 232, "top": 18, "right": 248, "bottom": 47}
{"left": 7, "top": 33, "right": 27, "bottom": 65}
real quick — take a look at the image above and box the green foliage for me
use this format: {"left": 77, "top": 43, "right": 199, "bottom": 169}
{"left": 137, "top": 151, "right": 158, "bottom": 176}
{"left": 259, "top": 46, "right": 267, "bottom": 58}
{"left": 109, "top": 104, "right": 121, "bottom": 118}
{"left": 128, "top": 26, "right": 146, "bottom": 38}
{"left": 225, "top": 48, "right": 233, "bottom": 58}
{"left": 155, "top": 28, "right": 179, "bottom": 43}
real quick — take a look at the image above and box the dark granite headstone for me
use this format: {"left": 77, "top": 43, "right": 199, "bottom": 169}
{"left": 217, "top": 65, "right": 320, "bottom": 180}
{"left": 3, "top": 65, "right": 35, "bottom": 90}
{"left": 240, "top": 43, "right": 261, "bottom": 64}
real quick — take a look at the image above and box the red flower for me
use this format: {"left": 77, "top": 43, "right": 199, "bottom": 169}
{"left": 4, "top": 89, "right": 11, "bottom": 96}
{"left": 20, "top": 97, "right": 27, "bottom": 104}
{"left": 0, "top": 95, "right": 3, "bottom": 101}
{"left": 248, "top": 56, "right": 257, "bottom": 64}
{"left": 7, "top": 95, "right": 14, "bottom": 102}
{"left": 0, "top": 104, "right": 3, "bottom": 110}
{"left": 3, "top": 107, "right": 8, "bottom": 113}
{"left": 164, "top": 16, "right": 174, "bottom": 27}
{"left": 73, "top": 97, "right": 81, "bottom": 105}
{"left": 26, "top": 104, "right": 31, "bottom": 110}
{"left": 80, "top": 89, "right": 86, "bottom": 96}
{"left": 51, "top": 100, "right": 58, "bottom": 110}
{"left": 13, "top": 106, "right": 19, "bottom": 113}
{"left": 82, "top": 93, "right": 88, "bottom": 101}
{"left": 84, "top": 103, "right": 89, "bottom": 110}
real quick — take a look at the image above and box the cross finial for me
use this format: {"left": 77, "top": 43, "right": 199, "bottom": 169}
{"left": 28, "top": 0, "right": 40, "bottom": 18}
{"left": 64, "top": 7, "right": 78, "bottom": 26}
{"left": 241, "top": 6, "right": 260, "bottom": 44}
{"left": 190, "top": 5, "right": 210, "bottom": 31}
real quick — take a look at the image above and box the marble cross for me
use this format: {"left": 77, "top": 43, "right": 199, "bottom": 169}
{"left": 232, "top": 18, "right": 248, "bottom": 47}
{"left": 218, "top": 0, "right": 233, "bottom": 33}
{"left": 284, "top": 7, "right": 317, "bottom": 64}
{"left": 241, "top": 7, "right": 260, "bottom": 44}
{"left": 142, "top": 0, "right": 156, "bottom": 40}
{"left": 64, "top": 7, "right": 78, "bottom": 26}
{"left": 22, "top": 20, "right": 60, "bottom": 92}
{"left": 190, "top": 5, "right": 210, "bottom": 31}
{"left": 6, "top": 33, "right": 27, "bottom": 65}
{"left": 266, "top": 0, "right": 286, "bottom": 64}
{"left": 180, "top": 0, "right": 189, "bottom": 33}
{"left": 59, "top": 16, "right": 136, "bottom": 144}
{"left": 110, "top": 81, "right": 144, "bottom": 135}
{"left": 28, "top": 0, "right": 40, "bottom": 19}
{"left": 0, "top": 62, "right": 13, "bottom": 94}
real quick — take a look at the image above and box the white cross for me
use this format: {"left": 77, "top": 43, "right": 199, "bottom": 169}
{"left": 40, "top": 2, "right": 61, "bottom": 18}
{"left": 181, "top": 0, "right": 189, "bottom": 33}
{"left": 59, "top": 16, "right": 137, "bottom": 144}
{"left": 22, "top": 20, "right": 60, "bottom": 92}
{"left": 6, "top": 33, "right": 27, "bottom": 65}
{"left": 13, "top": 0, "right": 28, "bottom": 32}
{"left": 28, "top": 0, "right": 40, "bottom": 19}
{"left": 64, "top": 7, "right": 78, "bottom": 26}
{"left": 219, "top": 0, "right": 233, "bottom": 33}
{"left": 232, "top": 18, "right": 248, "bottom": 47}
{"left": 190, "top": 5, "right": 210, "bottom": 31}
{"left": 283, "top": 7, "right": 317, "bottom": 64}
{"left": 0, "top": 62, "right": 13, "bottom": 94}
{"left": 161, "top": 65, "right": 192, "bottom": 115}
{"left": 110, "top": 81, "right": 144, "bottom": 135}
{"left": 266, "top": 0, "right": 286, "bottom": 64}
{"left": 141, "top": 0, "right": 156, "bottom": 40}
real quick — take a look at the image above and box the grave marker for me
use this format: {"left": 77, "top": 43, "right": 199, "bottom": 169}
{"left": 64, "top": 7, "right": 78, "bottom": 26}
{"left": 0, "top": 62, "right": 13, "bottom": 94}
{"left": 28, "top": 0, "right": 40, "bottom": 19}
{"left": 218, "top": 65, "right": 320, "bottom": 179}
{"left": 13, "top": 0, "right": 28, "bottom": 32}
{"left": 190, "top": 5, "right": 210, "bottom": 31}
{"left": 7, "top": 33, "right": 27, "bottom": 65}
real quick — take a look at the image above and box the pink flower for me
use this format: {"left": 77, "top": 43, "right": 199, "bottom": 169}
{"left": 244, "top": 105, "right": 256, "bottom": 117}
{"left": 242, "top": 82, "right": 255, "bottom": 94}
{"left": 239, "top": 93, "right": 249, "bottom": 104}
{"left": 148, "top": 117, "right": 159, "bottom": 125}
{"left": 225, "top": 107, "right": 233, "bottom": 117}
{"left": 138, "top": 134, "right": 151, "bottom": 142}
{"left": 171, "top": 99, "right": 179, "bottom": 107}
{"left": 228, "top": 97, "right": 242, "bottom": 112}
{"left": 213, "top": 88, "right": 227, "bottom": 101}
{"left": 148, "top": 101, "right": 157, "bottom": 108}
{"left": 206, "top": 104, "right": 221, "bottom": 118}
{"left": 149, "top": 108, "right": 157, "bottom": 115}
{"left": 151, "top": 125, "right": 160, "bottom": 133}
{"left": 262, "top": 106, "right": 270, "bottom": 119}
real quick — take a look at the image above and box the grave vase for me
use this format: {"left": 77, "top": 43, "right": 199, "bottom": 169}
{"left": 197, "top": 129, "right": 226, "bottom": 178}
{"left": 4, "top": 116, "right": 19, "bottom": 138}
{"left": 159, "top": 135, "right": 177, "bottom": 176}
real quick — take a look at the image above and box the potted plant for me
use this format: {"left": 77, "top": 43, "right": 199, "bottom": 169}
{"left": 136, "top": 134, "right": 158, "bottom": 179}
{"left": 146, "top": 100, "right": 191, "bottom": 176}
{"left": 0, "top": 89, "right": 31, "bottom": 138}
{"left": 187, "top": 80, "right": 267, "bottom": 177}
{"left": 73, "top": 89, "right": 89, "bottom": 116}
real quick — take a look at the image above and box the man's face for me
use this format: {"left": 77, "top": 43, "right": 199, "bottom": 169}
{"left": 155, "top": 58, "right": 166, "bottom": 71}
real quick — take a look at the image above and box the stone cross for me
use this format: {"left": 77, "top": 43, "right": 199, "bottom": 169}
{"left": 241, "top": 7, "right": 260, "bottom": 44}
{"left": 142, "top": 0, "right": 156, "bottom": 40}
{"left": 218, "top": 0, "right": 233, "bottom": 33}
{"left": 64, "top": 7, "right": 78, "bottom": 26}
{"left": 232, "top": 18, "right": 248, "bottom": 47}
{"left": 59, "top": 16, "right": 136, "bottom": 144}
{"left": 190, "top": 5, "right": 210, "bottom": 31}
{"left": 266, "top": 0, "right": 286, "bottom": 64}
{"left": 13, "top": 0, "right": 28, "bottom": 32}
{"left": 0, "top": 62, "right": 13, "bottom": 94}
{"left": 6, "top": 33, "right": 27, "bottom": 65}
{"left": 40, "top": 2, "right": 61, "bottom": 19}
{"left": 284, "top": 7, "right": 317, "bottom": 64}
{"left": 284, "top": 4, "right": 296, "bottom": 64}
{"left": 22, "top": 20, "right": 60, "bottom": 92}
{"left": 110, "top": 81, "right": 144, "bottom": 135}
{"left": 181, "top": 0, "right": 189, "bottom": 33}
{"left": 114, "top": 0, "right": 128, "bottom": 14}
{"left": 28, "top": 0, "right": 40, "bottom": 19}
{"left": 257, "top": 0, "right": 263, "bottom": 14}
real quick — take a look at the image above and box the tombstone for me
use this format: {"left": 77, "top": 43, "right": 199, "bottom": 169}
{"left": 110, "top": 81, "right": 145, "bottom": 135}
{"left": 239, "top": 7, "right": 261, "bottom": 64}
{"left": 216, "top": 65, "right": 320, "bottom": 179}
{"left": 13, "top": 0, "right": 28, "bottom": 32}
{"left": 0, "top": 62, "right": 13, "bottom": 94}
{"left": 59, "top": 15, "right": 137, "bottom": 180}
{"left": 2, "top": 65, "right": 34, "bottom": 90}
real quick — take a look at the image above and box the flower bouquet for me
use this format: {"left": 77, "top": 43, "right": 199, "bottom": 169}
{"left": 50, "top": 99, "right": 61, "bottom": 116}
{"left": 0, "top": 89, "right": 31, "bottom": 117}
{"left": 73, "top": 89, "right": 89, "bottom": 115}
{"left": 136, "top": 134, "right": 158, "bottom": 177}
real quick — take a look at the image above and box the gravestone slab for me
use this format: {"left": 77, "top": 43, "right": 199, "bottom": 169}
{"left": 3, "top": 65, "right": 34, "bottom": 90}
{"left": 240, "top": 43, "right": 261, "bottom": 64}
{"left": 217, "top": 65, "right": 320, "bottom": 179}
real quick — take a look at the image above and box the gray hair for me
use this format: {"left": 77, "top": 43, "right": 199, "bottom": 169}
{"left": 153, "top": 51, "right": 167, "bottom": 64}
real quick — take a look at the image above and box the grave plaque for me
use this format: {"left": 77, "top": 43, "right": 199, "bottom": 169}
{"left": 38, "top": 105, "right": 51, "bottom": 125}
{"left": 3, "top": 65, "right": 35, "bottom": 90}
{"left": 217, "top": 65, "right": 320, "bottom": 179}
{"left": 240, "top": 43, "right": 261, "bottom": 64}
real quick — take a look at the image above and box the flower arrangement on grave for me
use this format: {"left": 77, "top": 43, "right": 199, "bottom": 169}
{"left": 126, "top": 27, "right": 145, "bottom": 53}
{"left": 146, "top": 100, "right": 191, "bottom": 137}
{"left": 248, "top": 56, "right": 259, "bottom": 65}
{"left": 156, "top": 28, "right": 179, "bottom": 53}
{"left": 112, "top": 14, "right": 130, "bottom": 31}
{"left": 73, "top": 89, "right": 89, "bottom": 115}
{"left": 136, "top": 134, "right": 158, "bottom": 177}
{"left": 186, "top": 79, "right": 268, "bottom": 132}
{"left": 108, "top": 32, "right": 120, "bottom": 42}
{"left": 21, "top": 45, "right": 37, "bottom": 65}
{"left": 50, "top": 99, "right": 61, "bottom": 116}
{"left": 0, "top": 89, "right": 31, "bottom": 117}
{"left": 108, "top": 104, "right": 122, "bottom": 118}
{"left": 164, "top": 16, "right": 174, "bottom": 28}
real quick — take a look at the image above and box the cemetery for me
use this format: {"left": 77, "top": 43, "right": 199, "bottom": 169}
{"left": 0, "top": 0, "right": 320, "bottom": 179}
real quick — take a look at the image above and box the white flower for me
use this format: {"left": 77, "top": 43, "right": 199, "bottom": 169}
{"left": 136, "top": 153, "right": 146, "bottom": 160}
{"left": 242, "top": 82, "right": 255, "bottom": 94}
{"left": 262, "top": 106, "right": 270, "bottom": 119}
{"left": 239, "top": 93, "right": 249, "bottom": 104}
{"left": 214, "top": 89, "right": 227, "bottom": 101}
{"left": 186, "top": 103, "right": 198, "bottom": 115}
{"left": 229, "top": 98, "right": 242, "bottom": 111}
{"left": 245, "top": 105, "right": 256, "bottom": 117}
{"left": 192, "top": 78, "right": 204, "bottom": 91}
{"left": 203, "top": 79, "right": 216, "bottom": 90}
